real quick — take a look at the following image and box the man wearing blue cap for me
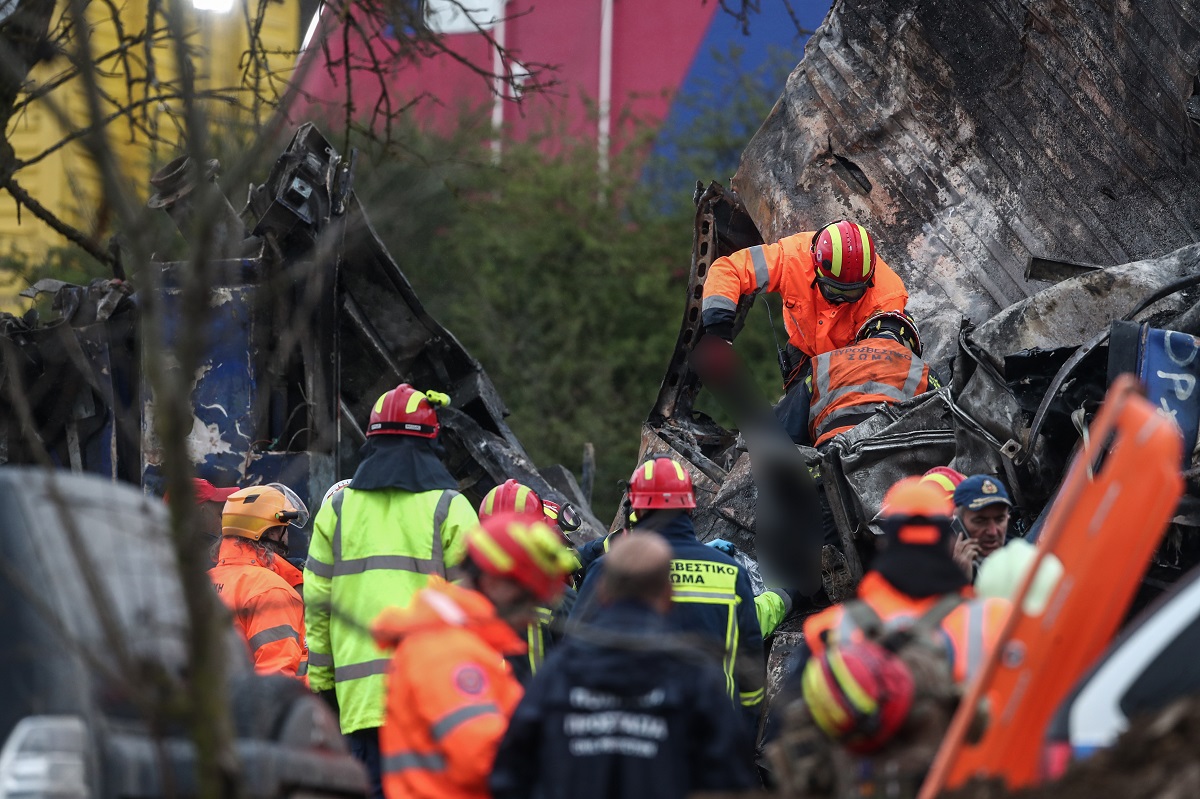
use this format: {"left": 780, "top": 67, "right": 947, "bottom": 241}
{"left": 952, "top": 475, "right": 1013, "bottom": 580}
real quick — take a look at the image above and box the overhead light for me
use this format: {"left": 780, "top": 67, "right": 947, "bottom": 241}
{"left": 193, "top": 0, "right": 235, "bottom": 12}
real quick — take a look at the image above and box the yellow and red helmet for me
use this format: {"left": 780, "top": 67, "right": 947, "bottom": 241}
{"left": 919, "top": 466, "right": 967, "bottom": 502}
{"left": 811, "top": 221, "right": 877, "bottom": 302}
{"left": 479, "top": 479, "right": 545, "bottom": 524}
{"left": 367, "top": 384, "right": 446, "bottom": 439}
{"left": 801, "top": 637, "right": 915, "bottom": 754}
{"left": 466, "top": 513, "right": 576, "bottom": 603}
{"left": 627, "top": 457, "right": 695, "bottom": 511}
{"left": 221, "top": 484, "right": 310, "bottom": 541}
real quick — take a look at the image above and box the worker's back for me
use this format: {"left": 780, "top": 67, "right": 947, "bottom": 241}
{"left": 304, "top": 485, "right": 476, "bottom": 734}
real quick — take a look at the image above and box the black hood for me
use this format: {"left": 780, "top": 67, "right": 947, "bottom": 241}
{"left": 871, "top": 539, "right": 970, "bottom": 597}
{"left": 562, "top": 601, "right": 720, "bottom": 695}
{"left": 349, "top": 436, "right": 458, "bottom": 493}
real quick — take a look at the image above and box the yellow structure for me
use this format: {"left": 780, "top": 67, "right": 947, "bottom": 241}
{"left": 0, "top": 1, "right": 301, "bottom": 304}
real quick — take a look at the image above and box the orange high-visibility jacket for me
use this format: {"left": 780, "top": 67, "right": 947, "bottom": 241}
{"left": 803, "top": 572, "right": 1008, "bottom": 685}
{"left": 374, "top": 577, "right": 526, "bottom": 799}
{"left": 809, "top": 338, "right": 933, "bottom": 446}
{"left": 210, "top": 538, "right": 308, "bottom": 679}
{"left": 701, "top": 231, "right": 908, "bottom": 359}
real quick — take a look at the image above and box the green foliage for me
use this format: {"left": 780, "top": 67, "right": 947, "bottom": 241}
{"left": 0, "top": 246, "right": 112, "bottom": 316}
{"left": 348, "top": 45, "right": 801, "bottom": 518}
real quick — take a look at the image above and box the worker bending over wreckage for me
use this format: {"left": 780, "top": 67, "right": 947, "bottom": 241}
{"left": 210, "top": 483, "right": 310, "bottom": 680}
{"left": 491, "top": 531, "right": 760, "bottom": 799}
{"left": 570, "top": 456, "right": 771, "bottom": 734}
{"left": 304, "top": 384, "right": 478, "bottom": 798}
{"left": 477, "top": 478, "right": 581, "bottom": 684}
{"left": 768, "top": 477, "right": 1009, "bottom": 798}
{"left": 372, "top": 513, "right": 576, "bottom": 799}
{"left": 702, "top": 219, "right": 908, "bottom": 395}
{"left": 777, "top": 309, "right": 939, "bottom": 447}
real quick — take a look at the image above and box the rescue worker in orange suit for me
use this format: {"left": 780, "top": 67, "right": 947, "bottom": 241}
{"left": 304, "top": 385, "right": 478, "bottom": 799}
{"left": 701, "top": 219, "right": 908, "bottom": 384}
{"left": 569, "top": 457, "right": 769, "bottom": 734}
{"left": 371, "top": 513, "right": 576, "bottom": 799}
{"left": 477, "top": 479, "right": 581, "bottom": 685}
{"left": 766, "top": 477, "right": 1009, "bottom": 797}
{"left": 210, "top": 483, "right": 310, "bottom": 679}
{"left": 779, "top": 310, "right": 939, "bottom": 447}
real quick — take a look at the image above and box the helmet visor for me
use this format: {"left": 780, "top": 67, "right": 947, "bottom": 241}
{"left": 816, "top": 276, "right": 868, "bottom": 304}
{"left": 267, "top": 483, "right": 310, "bottom": 528}
{"left": 543, "top": 500, "right": 582, "bottom": 534}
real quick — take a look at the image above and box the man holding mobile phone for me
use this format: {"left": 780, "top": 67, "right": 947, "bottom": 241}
{"left": 951, "top": 475, "right": 1013, "bottom": 580}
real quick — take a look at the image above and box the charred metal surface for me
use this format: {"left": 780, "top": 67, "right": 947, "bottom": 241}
{"left": 735, "top": 0, "right": 1200, "bottom": 368}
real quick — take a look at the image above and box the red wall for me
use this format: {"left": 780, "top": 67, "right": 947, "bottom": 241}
{"left": 290, "top": 1, "right": 720, "bottom": 148}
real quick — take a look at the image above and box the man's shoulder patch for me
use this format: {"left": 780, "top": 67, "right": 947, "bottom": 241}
{"left": 453, "top": 664, "right": 488, "bottom": 696}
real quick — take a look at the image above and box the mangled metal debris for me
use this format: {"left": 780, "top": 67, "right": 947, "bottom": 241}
{"left": 0, "top": 123, "right": 605, "bottom": 548}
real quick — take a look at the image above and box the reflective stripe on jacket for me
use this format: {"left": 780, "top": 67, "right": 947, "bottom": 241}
{"left": 809, "top": 338, "right": 932, "bottom": 446}
{"left": 700, "top": 231, "right": 908, "bottom": 358}
{"left": 803, "top": 572, "right": 1008, "bottom": 684}
{"left": 304, "top": 486, "right": 477, "bottom": 734}
{"left": 571, "top": 515, "right": 766, "bottom": 728}
{"left": 374, "top": 578, "right": 525, "bottom": 799}
{"left": 210, "top": 537, "right": 307, "bottom": 679}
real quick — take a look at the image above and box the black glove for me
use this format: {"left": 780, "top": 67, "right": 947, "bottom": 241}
{"left": 703, "top": 319, "right": 735, "bottom": 342}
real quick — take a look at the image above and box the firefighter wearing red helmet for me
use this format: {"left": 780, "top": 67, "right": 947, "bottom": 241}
{"left": 477, "top": 479, "right": 581, "bottom": 685}
{"left": 767, "top": 477, "right": 1009, "bottom": 798}
{"left": 701, "top": 220, "right": 908, "bottom": 379}
{"left": 372, "top": 513, "right": 575, "bottom": 799}
{"left": 305, "top": 383, "right": 478, "bottom": 798}
{"left": 570, "top": 456, "right": 771, "bottom": 734}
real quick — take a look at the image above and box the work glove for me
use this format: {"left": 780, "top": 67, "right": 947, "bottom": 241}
{"left": 764, "top": 587, "right": 796, "bottom": 617}
{"left": 703, "top": 320, "right": 735, "bottom": 343}
{"left": 706, "top": 538, "right": 737, "bottom": 556}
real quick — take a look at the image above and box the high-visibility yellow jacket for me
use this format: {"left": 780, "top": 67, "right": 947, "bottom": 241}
{"left": 304, "top": 486, "right": 477, "bottom": 734}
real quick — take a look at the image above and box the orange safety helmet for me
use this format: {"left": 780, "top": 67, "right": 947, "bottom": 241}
{"left": 466, "top": 513, "right": 577, "bottom": 603}
{"left": 857, "top": 310, "right": 923, "bottom": 357}
{"left": 811, "top": 220, "right": 877, "bottom": 287}
{"left": 627, "top": 457, "right": 696, "bottom": 511}
{"left": 479, "top": 479, "right": 545, "bottom": 524}
{"left": 801, "top": 636, "right": 915, "bottom": 754}
{"left": 879, "top": 476, "right": 954, "bottom": 545}
{"left": 367, "top": 384, "right": 445, "bottom": 438}
{"left": 222, "top": 484, "right": 310, "bottom": 541}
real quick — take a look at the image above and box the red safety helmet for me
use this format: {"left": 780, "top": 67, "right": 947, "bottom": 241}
{"left": 801, "top": 637, "right": 915, "bottom": 754}
{"left": 479, "top": 479, "right": 545, "bottom": 524}
{"left": 628, "top": 457, "right": 696, "bottom": 511}
{"left": 466, "top": 513, "right": 577, "bottom": 603}
{"left": 367, "top": 384, "right": 442, "bottom": 438}
{"left": 811, "top": 221, "right": 877, "bottom": 303}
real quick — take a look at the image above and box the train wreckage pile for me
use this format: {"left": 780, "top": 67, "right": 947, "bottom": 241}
{"left": 2, "top": 0, "right": 1200, "bottom": 793}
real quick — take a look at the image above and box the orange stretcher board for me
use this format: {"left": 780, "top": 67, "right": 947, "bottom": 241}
{"left": 918, "top": 374, "right": 1184, "bottom": 797}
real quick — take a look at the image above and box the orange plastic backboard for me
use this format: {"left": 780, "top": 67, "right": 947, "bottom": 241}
{"left": 919, "top": 374, "right": 1184, "bottom": 797}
